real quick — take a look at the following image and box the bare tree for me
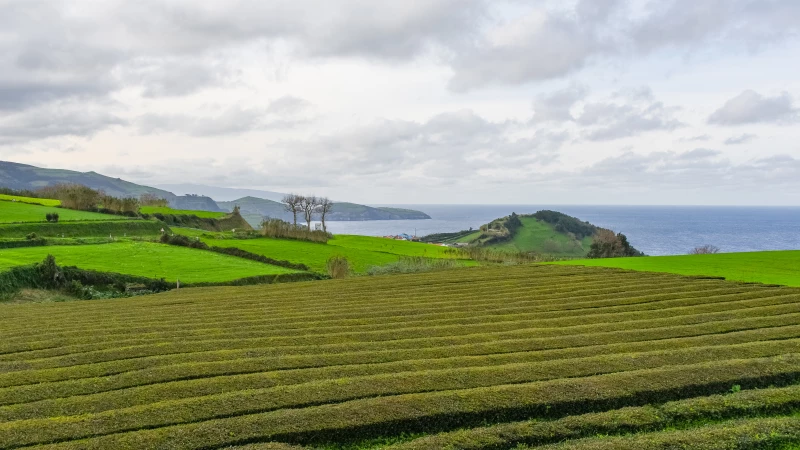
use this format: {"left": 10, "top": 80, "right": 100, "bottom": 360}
{"left": 317, "top": 197, "right": 334, "bottom": 233}
{"left": 281, "top": 194, "right": 303, "bottom": 226}
{"left": 299, "top": 195, "right": 319, "bottom": 230}
{"left": 689, "top": 244, "right": 720, "bottom": 255}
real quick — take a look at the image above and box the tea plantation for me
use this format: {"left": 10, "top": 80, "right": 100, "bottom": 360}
{"left": 0, "top": 265, "right": 798, "bottom": 449}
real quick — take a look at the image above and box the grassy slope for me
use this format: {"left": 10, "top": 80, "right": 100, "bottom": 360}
{"left": 0, "top": 242, "right": 296, "bottom": 282}
{"left": 490, "top": 217, "right": 592, "bottom": 257}
{"left": 0, "top": 220, "right": 164, "bottom": 238}
{"left": 140, "top": 206, "right": 227, "bottom": 218}
{"left": 0, "top": 266, "right": 799, "bottom": 449}
{"left": 555, "top": 250, "right": 800, "bottom": 286}
{"left": 0, "top": 194, "right": 60, "bottom": 206}
{"left": 173, "top": 229, "right": 466, "bottom": 273}
{"left": 0, "top": 200, "right": 118, "bottom": 223}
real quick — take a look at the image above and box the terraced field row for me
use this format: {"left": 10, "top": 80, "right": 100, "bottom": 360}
{"left": 0, "top": 265, "right": 799, "bottom": 449}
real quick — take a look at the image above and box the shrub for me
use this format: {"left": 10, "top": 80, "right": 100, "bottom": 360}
{"left": 690, "top": 244, "right": 720, "bottom": 255}
{"left": 327, "top": 256, "right": 351, "bottom": 279}
{"left": 587, "top": 230, "right": 645, "bottom": 258}
{"left": 25, "top": 232, "right": 38, "bottom": 240}
{"left": 261, "top": 218, "right": 332, "bottom": 243}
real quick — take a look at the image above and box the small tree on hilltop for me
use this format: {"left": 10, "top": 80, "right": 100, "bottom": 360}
{"left": 689, "top": 244, "right": 720, "bottom": 255}
{"left": 318, "top": 197, "right": 334, "bottom": 233}
{"left": 300, "top": 195, "right": 320, "bottom": 231}
{"left": 281, "top": 194, "right": 303, "bottom": 226}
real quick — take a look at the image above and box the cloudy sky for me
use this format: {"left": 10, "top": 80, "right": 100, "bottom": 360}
{"left": 1, "top": 0, "right": 799, "bottom": 204}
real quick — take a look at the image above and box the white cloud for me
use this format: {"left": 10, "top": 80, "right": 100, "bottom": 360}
{"left": 709, "top": 90, "right": 798, "bottom": 125}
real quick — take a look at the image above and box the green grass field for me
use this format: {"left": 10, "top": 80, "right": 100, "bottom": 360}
{"left": 0, "top": 194, "right": 60, "bottom": 206}
{"left": 141, "top": 206, "right": 227, "bottom": 218}
{"left": 0, "top": 200, "right": 118, "bottom": 223}
{"left": 554, "top": 250, "right": 800, "bottom": 286}
{"left": 0, "top": 265, "right": 799, "bottom": 449}
{"left": 0, "top": 219, "right": 164, "bottom": 238}
{"left": 173, "top": 229, "right": 466, "bottom": 273}
{"left": 491, "top": 216, "right": 593, "bottom": 257}
{"left": 0, "top": 241, "right": 296, "bottom": 282}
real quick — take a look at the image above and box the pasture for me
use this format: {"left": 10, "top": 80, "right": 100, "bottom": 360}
{"left": 555, "top": 250, "right": 800, "bottom": 287}
{"left": 0, "top": 219, "right": 163, "bottom": 238}
{"left": 174, "top": 228, "right": 465, "bottom": 273}
{"left": 0, "top": 241, "right": 297, "bottom": 283}
{"left": 0, "top": 265, "right": 798, "bottom": 449}
{"left": 141, "top": 206, "right": 228, "bottom": 218}
{"left": 0, "top": 200, "right": 116, "bottom": 223}
{"left": 0, "top": 194, "right": 60, "bottom": 206}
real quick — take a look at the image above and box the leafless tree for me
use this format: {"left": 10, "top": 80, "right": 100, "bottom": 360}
{"left": 317, "top": 197, "right": 334, "bottom": 233}
{"left": 689, "top": 244, "right": 720, "bottom": 255}
{"left": 299, "top": 195, "right": 319, "bottom": 230}
{"left": 281, "top": 194, "right": 303, "bottom": 226}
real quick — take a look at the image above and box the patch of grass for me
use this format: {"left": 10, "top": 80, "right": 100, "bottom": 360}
{"left": 0, "top": 200, "right": 118, "bottom": 223}
{"left": 0, "top": 242, "right": 297, "bottom": 282}
{"left": 0, "top": 194, "right": 60, "bottom": 206}
{"left": 141, "top": 206, "right": 227, "bottom": 218}
{"left": 329, "top": 235, "right": 464, "bottom": 259}
{"left": 0, "top": 289, "right": 78, "bottom": 304}
{"left": 491, "top": 216, "right": 591, "bottom": 257}
{"left": 0, "top": 219, "right": 164, "bottom": 238}
{"left": 553, "top": 250, "right": 800, "bottom": 286}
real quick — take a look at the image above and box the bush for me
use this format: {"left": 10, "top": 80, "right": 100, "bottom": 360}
{"left": 25, "top": 232, "right": 38, "bottom": 240}
{"left": 587, "top": 230, "right": 645, "bottom": 258}
{"left": 45, "top": 213, "right": 59, "bottom": 222}
{"left": 327, "top": 256, "right": 351, "bottom": 279}
{"left": 366, "top": 257, "right": 460, "bottom": 276}
{"left": 690, "top": 245, "right": 720, "bottom": 255}
{"left": 261, "top": 218, "right": 332, "bottom": 243}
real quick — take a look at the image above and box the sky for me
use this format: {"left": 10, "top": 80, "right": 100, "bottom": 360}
{"left": 1, "top": 0, "right": 799, "bottom": 205}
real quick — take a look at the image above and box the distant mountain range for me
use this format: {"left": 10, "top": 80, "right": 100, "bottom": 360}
{"left": 0, "top": 161, "right": 430, "bottom": 222}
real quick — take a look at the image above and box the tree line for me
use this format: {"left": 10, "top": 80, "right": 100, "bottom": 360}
{"left": 281, "top": 194, "right": 334, "bottom": 232}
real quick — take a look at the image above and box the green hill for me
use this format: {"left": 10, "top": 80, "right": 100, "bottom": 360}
{"left": 0, "top": 160, "right": 175, "bottom": 199}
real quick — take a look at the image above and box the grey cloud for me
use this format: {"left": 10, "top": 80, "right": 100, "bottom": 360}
{"left": 266, "top": 96, "right": 312, "bottom": 115}
{"left": 724, "top": 133, "right": 758, "bottom": 145}
{"left": 709, "top": 90, "right": 798, "bottom": 125}
{"left": 576, "top": 88, "right": 683, "bottom": 141}
{"left": 0, "top": 101, "right": 125, "bottom": 145}
{"left": 681, "top": 134, "right": 711, "bottom": 142}
{"left": 531, "top": 84, "right": 588, "bottom": 123}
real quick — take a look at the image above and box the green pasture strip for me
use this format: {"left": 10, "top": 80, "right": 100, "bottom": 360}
{"left": 0, "top": 220, "right": 160, "bottom": 238}
{"left": 188, "top": 235, "right": 401, "bottom": 273}
{"left": 140, "top": 206, "right": 227, "bottom": 218}
{"left": 0, "top": 194, "right": 60, "bottom": 206}
{"left": 23, "top": 355, "right": 800, "bottom": 449}
{"left": 1, "top": 338, "right": 797, "bottom": 428}
{"left": 532, "top": 415, "right": 800, "bottom": 450}
{"left": 554, "top": 250, "right": 800, "bottom": 287}
{"left": 2, "top": 313, "right": 799, "bottom": 408}
{"left": 2, "top": 296, "right": 797, "bottom": 373}
{"left": 0, "top": 201, "right": 115, "bottom": 223}
{"left": 327, "top": 235, "right": 463, "bottom": 259}
{"left": 1, "top": 288, "right": 796, "bottom": 371}
{"left": 0, "top": 284, "right": 776, "bottom": 354}
{"left": 0, "top": 242, "right": 296, "bottom": 283}
{"left": 388, "top": 385, "right": 800, "bottom": 449}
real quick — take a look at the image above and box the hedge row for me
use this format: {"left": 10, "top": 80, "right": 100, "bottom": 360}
{"left": 3, "top": 319, "right": 799, "bottom": 408}
{"left": 3, "top": 309, "right": 799, "bottom": 381}
{"left": 532, "top": 416, "right": 800, "bottom": 450}
{"left": 390, "top": 384, "right": 800, "bottom": 449}
{"left": 0, "top": 220, "right": 164, "bottom": 238}
{"left": 23, "top": 355, "right": 800, "bottom": 449}
{"left": 1, "top": 338, "right": 797, "bottom": 427}
{"left": 0, "top": 237, "right": 48, "bottom": 249}
{"left": 1, "top": 286, "right": 789, "bottom": 358}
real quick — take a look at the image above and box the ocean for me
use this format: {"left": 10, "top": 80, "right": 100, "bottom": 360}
{"left": 324, "top": 205, "right": 800, "bottom": 256}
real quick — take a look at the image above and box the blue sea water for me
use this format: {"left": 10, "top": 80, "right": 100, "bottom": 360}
{"left": 324, "top": 205, "right": 800, "bottom": 256}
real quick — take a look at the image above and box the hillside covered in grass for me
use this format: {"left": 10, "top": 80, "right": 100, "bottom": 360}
{"left": 424, "top": 210, "right": 640, "bottom": 259}
{"left": 555, "top": 250, "right": 800, "bottom": 287}
{"left": 1, "top": 265, "right": 799, "bottom": 448}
